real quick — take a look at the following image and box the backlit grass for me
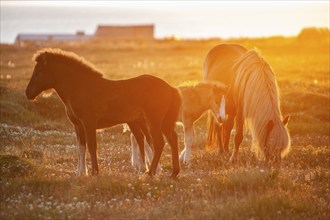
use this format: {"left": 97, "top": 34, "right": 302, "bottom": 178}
{"left": 0, "top": 36, "right": 329, "bottom": 219}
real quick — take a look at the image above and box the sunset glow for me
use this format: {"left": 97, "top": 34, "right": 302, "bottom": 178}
{"left": 1, "top": 1, "right": 329, "bottom": 43}
{"left": 0, "top": 0, "right": 329, "bottom": 219}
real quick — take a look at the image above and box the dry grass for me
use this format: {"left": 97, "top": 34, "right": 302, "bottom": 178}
{"left": 0, "top": 37, "right": 329, "bottom": 219}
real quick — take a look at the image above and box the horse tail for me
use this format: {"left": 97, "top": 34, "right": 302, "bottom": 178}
{"left": 163, "top": 88, "right": 182, "bottom": 132}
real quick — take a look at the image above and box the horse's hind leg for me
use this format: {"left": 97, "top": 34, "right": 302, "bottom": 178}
{"left": 139, "top": 121, "right": 162, "bottom": 173}
{"left": 216, "top": 123, "right": 224, "bottom": 154}
{"left": 148, "top": 128, "right": 165, "bottom": 176}
{"left": 128, "top": 123, "right": 147, "bottom": 173}
{"left": 163, "top": 128, "right": 180, "bottom": 177}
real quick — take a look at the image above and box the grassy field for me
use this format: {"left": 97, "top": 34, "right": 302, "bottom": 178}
{"left": 0, "top": 36, "right": 329, "bottom": 219}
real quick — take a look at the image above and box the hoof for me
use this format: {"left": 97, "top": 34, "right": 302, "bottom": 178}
{"left": 171, "top": 172, "right": 179, "bottom": 179}
{"left": 181, "top": 159, "right": 190, "bottom": 166}
{"left": 146, "top": 170, "right": 155, "bottom": 177}
{"left": 91, "top": 169, "right": 99, "bottom": 176}
{"left": 171, "top": 168, "right": 180, "bottom": 178}
{"left": 180, "top": 155, "right": 190, "bottom": 164}
{"left": 218, "top": 151, "right": 230, "bottom": 161}
{"left": 171, "top": 174, "right": 179, "bottom": 179}
{"left": 229, "top": 154, "right": 238, "bottom": 164}
{"left": 139, "top": 172, "right": 152, "bottom": 180}
{"left": 76, "top": 171, "right": 87, "bottom": 176}
{"left": 139, "top": 167, "right": 147, "bottom": 174}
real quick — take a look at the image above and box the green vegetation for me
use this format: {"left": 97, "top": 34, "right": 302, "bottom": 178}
{"left": 0, "top": 36, "right": 329, "bottom": 219}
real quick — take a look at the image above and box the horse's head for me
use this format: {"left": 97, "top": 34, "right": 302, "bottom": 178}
{"left": 264, "top": 115, "right": 291, "bottom": 168}
{"left": 26, "top": 52, "right": 53, "bottom": 100}
{"left": 210, "top": 83, "right": 228, "bottom": 124}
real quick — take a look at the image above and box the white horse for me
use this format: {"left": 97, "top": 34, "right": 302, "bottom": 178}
{"left": 129, "top": 81, "right": 227, "bottom": 172}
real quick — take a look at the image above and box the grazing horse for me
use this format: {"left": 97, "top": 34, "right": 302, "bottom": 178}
{"left": 25, "top": 48, "right": 181, "bottom": 177}
{"left": 204, "top": 44, "right": 291, "bottom": 167}
{"left": 130, "top": 81, "right": 227, "bottom": 171}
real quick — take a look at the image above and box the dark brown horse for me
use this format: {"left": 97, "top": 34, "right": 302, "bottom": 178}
{"left": 26, "top": 48, "right": 181, "bottom": 177}
{"left": 204, "top": 44, "right": 291, "bottom": 167}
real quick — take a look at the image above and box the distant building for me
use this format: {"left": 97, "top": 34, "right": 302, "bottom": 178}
{"left": 15, "top": 31, "right": 92, "bottom": 46}
{"left": 95, "top": 24, "right": 154, "bottom": 41}
{"left": 14, "top": 24, "right": 155, "bottom": 46}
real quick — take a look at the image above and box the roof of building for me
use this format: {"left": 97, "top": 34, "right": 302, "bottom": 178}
{"left": 16, "top": 33, "right": 92, "bottom": 42}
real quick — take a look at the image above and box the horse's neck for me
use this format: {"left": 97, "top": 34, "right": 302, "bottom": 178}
{"left": 181, "top": 88, "right": 211, "bottom": 122}
{"left": 52, "top": 74, "right": 71, "bottom": 103}
{"left": 194, "top": 87, "right": 212, "bottom": 112}
{"left": 52, "top": 69, "right": 100, "bottom": 103}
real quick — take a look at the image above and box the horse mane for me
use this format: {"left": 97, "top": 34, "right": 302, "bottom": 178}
{"left": 233, "top": 50, "right": 290, "bottom": 157}
{"left": 33, "top": 48, "right": 103, "bottom": 78}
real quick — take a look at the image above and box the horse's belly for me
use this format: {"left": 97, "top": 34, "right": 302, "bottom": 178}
{"left": 97, "top": 106, "right": 142, "bottom": 126}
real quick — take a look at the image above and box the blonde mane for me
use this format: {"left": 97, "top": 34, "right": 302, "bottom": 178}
{"left": 233, "top": 50, "right": 290, "bottom": 157}
{"left": 33, "top": 48, "right": 103, "bottom": 78}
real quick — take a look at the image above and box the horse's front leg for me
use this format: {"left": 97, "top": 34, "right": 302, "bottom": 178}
{"left": 223, "top": 114, "right": 235, "bottom": 156}
{"left": 75, "top": 124, "right": 87, "bottom": 175}
{"left": 82, "top": 121, "right": 99, "bottom": 175}
{"left": 180, "top": 121, "right": 194, "bottom": 164}
{"left": 229, "top": 114, "right": 243, "bottom": 164}
{"left": 66, "top": 108, "right": 87, "bottom": 176}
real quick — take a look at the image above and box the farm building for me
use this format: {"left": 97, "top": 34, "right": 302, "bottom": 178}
{"left": 95, "top": 24, "right": 154, "bottom": 40}
{"left": 15, "top": 31, "right": 92, "bottom": 46}
{"left": 14, "top": 24, "right": 155, "bottom": 46}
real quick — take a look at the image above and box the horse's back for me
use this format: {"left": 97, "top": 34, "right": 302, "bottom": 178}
{"left": 126, "top": 74, "right": 181, "bottom": 118}
{"left": 204, "top": 44, "right": 247, "bottom": 84}
{"left": 130, "top": 74, "right": 177, "bottom": 97}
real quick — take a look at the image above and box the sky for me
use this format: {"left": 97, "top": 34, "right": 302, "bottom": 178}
{"left": 1, "top": 1, "right": 329, "bottom": 43}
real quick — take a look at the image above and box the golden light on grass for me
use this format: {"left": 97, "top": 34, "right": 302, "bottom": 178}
{"left": 0, "top": 1, "right": 329, "bottom": 219}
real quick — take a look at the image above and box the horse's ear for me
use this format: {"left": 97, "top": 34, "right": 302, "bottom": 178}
{"left": 283, "top": 115, "right": 290, "bottom": 126}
